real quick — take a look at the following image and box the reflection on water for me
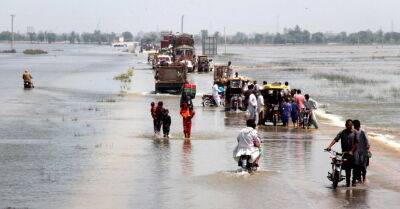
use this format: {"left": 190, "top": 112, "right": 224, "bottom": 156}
{"left": 182, "top": 139, "right": 193, "bottom": 176}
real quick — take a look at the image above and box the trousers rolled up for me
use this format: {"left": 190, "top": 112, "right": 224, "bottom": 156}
{"left": 248, "top": 107, "right": 258, "bottom": 125}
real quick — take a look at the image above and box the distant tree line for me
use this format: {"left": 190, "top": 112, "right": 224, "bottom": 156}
{"left": 2, "top": 25, "right": 400, "bottom": 45}
{"left": 218, "top": 25, "right": 400, "bottom": 45}
{"left": 0, "top": 30, "right": 134, "bottom": 44}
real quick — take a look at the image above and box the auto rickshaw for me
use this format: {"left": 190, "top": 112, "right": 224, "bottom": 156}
{"left": 225, "top": 76, "right": 251, "bottom": 111}
{"left": 197, "top": 55, "right": 210, "bottom": 72}
{"left": 261, "top": 82, "right": 290, "bottom": 126}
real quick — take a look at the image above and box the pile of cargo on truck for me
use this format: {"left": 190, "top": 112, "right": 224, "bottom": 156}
{"left": 153, "top": 33, "right": 196, "bottom": 93}
{"left": 154, "top": 62, "right": 187, "bottom": 93}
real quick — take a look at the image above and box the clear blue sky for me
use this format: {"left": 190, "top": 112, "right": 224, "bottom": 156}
{"left": 0, "top": 0, "right": 398, "bottom": 34}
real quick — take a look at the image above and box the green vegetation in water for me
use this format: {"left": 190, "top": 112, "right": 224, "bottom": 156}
{"left": 97, "top": 98, "right": 117, "bottom": 103}
{"left": 114, "top": 67, "right": 135, "bottom": 93}
{"left": 272, "top": 61, "right": 293, "bottom": 67}
{"left": 23, "top": 49, "right": 48, "bottom": 55}
{"left": 312, "top": 73, "right": 382, "bottom": 84}
{"left": 388, "top": 87, "right": 400, "bottom": 98}
{"left": 114, "top": 68, "right": 134, "bottom": 82}
{"left": 0, "top": 49, "right": 16, "bottom": 53}
{"left": 281, "top": 67, "right": 306, "bottom": 72}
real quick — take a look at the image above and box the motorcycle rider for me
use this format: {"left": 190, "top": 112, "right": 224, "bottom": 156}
{"left": 22, "top": 69, "right": 34, "bottom": 87}
{"left": 325, "top": 119, "right": 359, "bottom": 187}
{"left": 233, "top": 119, "right": 261, "bottom": 168}
{"left": 304, "top": 94, "right": 319, "bottom": 129}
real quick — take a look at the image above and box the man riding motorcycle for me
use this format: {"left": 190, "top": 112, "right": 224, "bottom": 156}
{"left": 22, "top": 69, "right": 34, "bottom": 88}
{"left": 233, "top": 119, "right": 261, "bottom": 170}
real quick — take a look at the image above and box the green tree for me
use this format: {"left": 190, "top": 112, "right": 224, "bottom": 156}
{"left": 46, "top": 32, "right": 57, "bottom": 43}
{"left": 69, "top": 31, "right": 77, "bottom": 44}
{"left": 311, "top": 32, "right": 324, "bottom": 44}
{"left": 37, "top": 31, "right": 45, "bottom": 42}
{"left": 122, "top": 31, "right": 133, "bottom": 41}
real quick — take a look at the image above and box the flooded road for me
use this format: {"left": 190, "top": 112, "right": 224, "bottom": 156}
{"left": 0, "top": 44, "right": 399, "bottom": 209}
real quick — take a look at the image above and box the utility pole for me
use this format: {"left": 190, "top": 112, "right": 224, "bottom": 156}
{"left": 11, "top": 14, "right": 15, "bottom": 50}
{"left": 181, "top": 15, "right": 185, "bottom": 34}
{"left": 391, "top": 20, "right": 394, "bottom": 43}
{"left": 380, "top": 26, "right": 383, "bottom": 48}
{"left": 276, "top": 15, "right": 280, "bottom": 34}
{"left": 224, "top": 27, "right": 227, "bottom": 54}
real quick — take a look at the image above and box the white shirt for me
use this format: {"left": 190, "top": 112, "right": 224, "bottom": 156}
{"left": 212, "top": 84, "right": 220, "bottom": 97}
{"left": 236, "top": 127, "right": 260, "bottom": 150}
{"left": 257, "top": 95, "right": 264, "bottom": 109}
{"left": 305, "top": 98, "right": 318, "bottom": 110}
{"left": 249, "top": 93, "right": 257, "bottom": 108}
{"left": 209, "top": 61, "right": 214, "bottom": 70}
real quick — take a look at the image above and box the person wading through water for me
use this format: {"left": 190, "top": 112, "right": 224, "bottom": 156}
{"left": 325, "top": 119, "right": 358, "bottom": 187}
{"left": 150, "top": 102, "right": 157, "bottom": 133}
{"left": 353, "top": 120, "right": 370, "bottom": 183}
{"left": 180, "top": 102, "right": 195, "bottom": 139}
{"left": 162, "top": 109, "right": 171, "bottom": 138}
{"left": 155, "top": 101, "right": 165, "bottom": 135}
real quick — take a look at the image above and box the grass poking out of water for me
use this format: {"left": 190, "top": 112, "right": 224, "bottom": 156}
{"left": 281, "top": 67, "right": 306, "bottom": 72}
{"left": 114, "top": 67, "right": 134, "bottom": 82}
{"left": 312, "top": 73, "right": 382, "bottom": 85}
{"left": 114, "top": 67, "right": 135, "bottom": 93}
{"left": 23, "top": 49, "right": 48, "bottom": 55}
{"left": 97, "top": 98, "right": 116, "bottom": 103}
{"left": 0, "top": 49, "right": 16, "bottom": 53}
{"left": 389, "top": 87, "right": 400, "bottom": 98}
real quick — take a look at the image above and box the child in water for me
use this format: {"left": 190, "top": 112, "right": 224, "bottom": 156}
{"left": 282, "top": 98, "right": 292, "bottom": 127}
{"left": 291, "top": 98, "right": 299, "bottom": 127}
{"left": 162, "top": 109, "right": 171, "bottom": 138}
{"left": 150, "top": 102, "right": 157, "bottom": 133}
{"left": 180, "top": 102, "right": 195, "bottom": 139}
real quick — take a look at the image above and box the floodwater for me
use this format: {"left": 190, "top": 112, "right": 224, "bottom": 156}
{"left": 0, "top": 43, "right": 399, "bottom": 209}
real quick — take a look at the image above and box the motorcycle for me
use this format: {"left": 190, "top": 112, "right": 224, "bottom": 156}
{"left": 325, "top": 149, "right": 346, "bottom": 189}
{"left": 301, "top": 110, "right": 311, "bottom": 128}
{"left": 230, "top": 94, "right": 243, "bottom": 111}
{"left": 24, "top": 81, "right": 34, "bottom": 89}
{"left": 238, "top": 155, "right": 258, "bottom": 173}
{"left": 202, "top": 94, "right": 218, "bottom": 107}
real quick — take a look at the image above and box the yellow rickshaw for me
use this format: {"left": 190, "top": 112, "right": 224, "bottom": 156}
{"left": 261, "top": 82, "right": 290, "bottom": 126}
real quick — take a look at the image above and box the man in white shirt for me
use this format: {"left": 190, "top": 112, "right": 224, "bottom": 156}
{"left": 248, "top": 90, "right": 258, "bottom": 124}
{"left": 257, "top": 92, "right": 264, "bottom": 125}
{"left": 212, "top": 82, "right": 221, "bottom": 106}
{"left": 304, "top": 94, "right": 318, "bottom": 129}
{"left": 233, "top": 119, "right": 261, "bottom": 167}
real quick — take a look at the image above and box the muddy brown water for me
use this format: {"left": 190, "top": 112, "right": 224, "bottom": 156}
{"left": 0, "top": 44, "right": 399, "bottom": 209}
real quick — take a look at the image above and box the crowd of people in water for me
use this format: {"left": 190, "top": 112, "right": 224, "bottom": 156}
{"left": 212, "top": 76, "right": 319, "bottom": 129}
{"left": 148, "top": 75, "right": 371, "bottom": 187}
